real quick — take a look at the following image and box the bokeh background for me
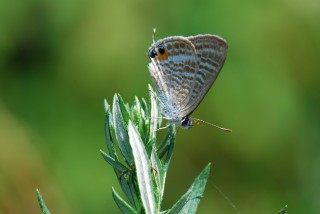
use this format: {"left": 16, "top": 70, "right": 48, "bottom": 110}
{"left": 1, "top": 0, "right": 319, "bottom": 213}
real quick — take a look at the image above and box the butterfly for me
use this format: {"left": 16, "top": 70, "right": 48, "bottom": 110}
{"left": 148, "top": 34, "right": 228, "bottom": 129}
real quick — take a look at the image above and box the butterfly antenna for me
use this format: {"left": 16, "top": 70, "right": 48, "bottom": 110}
{"left": 192, "top": 118, "right": 232, "bottom": 132}
{"left": 152, "top": 27, "right": 156, "bottom": 44}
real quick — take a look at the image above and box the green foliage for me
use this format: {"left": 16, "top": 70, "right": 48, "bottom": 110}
{"left": 278, "top": 205, "right": 287, "bottom": 214}
{"left": 101, "top": 87, "right": 211, "bottom": 213}
{"left": 36, "top": 88, "right": 290, "bottom": 213}
{"left": 36, "top": 189, "right": 51, "bottom": 214}
{"left": 167, "top": 163, "right": 211, "bottom": 214}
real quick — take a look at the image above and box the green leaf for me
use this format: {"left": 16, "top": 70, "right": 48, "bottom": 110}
{"left": 36, "top": 189, "right": 51, "bottom": 214}
{"left": 104, "top": 90, "right": 214, "bottom": 214}
{"left": 151, "top": 149, "right": 166, "bottom": 208}
{"left": 157, "top": 127, "right": 171, "bottom": 153}
{"left": 141, "top": 97, "right": 150, "bottom": 143}
{"left": 112, "top": 187, "right": 137, "bottom": 214}
{"left": 168, "top": 163, "right": 211, "bottom": 214}
{"left": 128, "top": 121, "right": 156, "bottom": 214}
{"left": 104, "top": 100, "right": 138, "bottom": 206}
{"left": 131, "top": 96, "right": 141, "bottom": 126}
{"left": 119, "top": 176, "right": 137, "bottom": 206}
{"left": 167, "top": 189, "right": 192, "bottom": 214}
{"left": 141, "top": 98, "right": 149, "bottom": 121}
{"left": 149, "top": 84, "right": 159, "bottom": 142}
{"left": 131, "top": 96, "right": 148, "bottom": 144}
{"left": 118, "top": 94, "right": 131, "bottom": 122}
{"left": 104, "top": 99, "right": 118, "bottom": 160}
{"left": 128, "top": 172, "right": 141, "bottom": 210}
{"left": 100, "top": 150, "right": 129, "bottom": 173}
{"left": 113, "top": 94, "right": 134, "bottom": 165}
{"left": 163, "top": 126, "right": 176, "bottom": 168}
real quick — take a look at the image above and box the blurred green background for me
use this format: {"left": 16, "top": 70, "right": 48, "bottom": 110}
{"left": 1, "top": 0, "right": 319, "bottom": 213}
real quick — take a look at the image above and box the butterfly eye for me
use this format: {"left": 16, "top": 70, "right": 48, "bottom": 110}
{"left": 149, "top": 49, "right": 157, "bottom": 58}
{"left": 181, "top": 116, "right": 192, "bottom": 128}
{"left": 158, "top": 45, "right": 165, "bottom": 55}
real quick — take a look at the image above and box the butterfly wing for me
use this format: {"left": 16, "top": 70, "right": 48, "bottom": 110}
{"left": 148, "top": 36, "right": 199, "bottom": 118}
{"left": 179, "top": 34, "right": 228, "bottom": 116}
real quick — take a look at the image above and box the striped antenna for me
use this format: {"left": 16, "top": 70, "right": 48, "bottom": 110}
{"left": 192, "top": 118, "right": 232, "bottom": 132}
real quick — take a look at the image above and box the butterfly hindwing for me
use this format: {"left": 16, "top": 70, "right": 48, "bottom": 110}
{"left": 148, "top": 37, "right": 198, "bottom": 118}
{"left": 179, "top": 35, "right": 228, "bottom": 116}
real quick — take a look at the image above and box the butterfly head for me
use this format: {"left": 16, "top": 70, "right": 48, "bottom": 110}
{"left": 180, "top": 115, "right": 192, "bottom": 129}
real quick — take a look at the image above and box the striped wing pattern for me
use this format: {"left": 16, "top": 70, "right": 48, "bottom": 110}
{"left": 148, "top": 34, "right": 227, "bottom": 120}
{"left": 181, "top": 35, "right": 228, "bottom": 116}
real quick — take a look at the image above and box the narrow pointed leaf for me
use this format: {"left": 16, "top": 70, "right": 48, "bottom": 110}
{"left": 104, "top": 99, "right": 118, "bottom": 160}
{"left": 167, "top": 189, "right": 192, "bottom": 214}
{"left": 119, "top": 176, "right": 136, "bottom": 206}
{"left": 157, "top": 127, "right": 171, "bottom": 152}
{"left": 141, "top": 97, "right": 150, "bottom": 143}
{"left": 151, "top": 149, "right": 167, "bottom": 210}
{"left": 151, "top": 150, "right": 162, "bottom": 194}
{"left": 113, "top": 95, "right": 133, "bottom": 164}
{"left": 36, "top": 189, "right": 51, "bottom": 214}
{"left": 100, "top": 150, "right": 129, "bottom": 172}
{"left": 149, "top": 85, "right": 158, "bottom": 141}
{"left": 112, "top": 187, "right": 137, "bottom": 214}
{"left": 141, "top": 98, "right": 149, "bottom": 121}
{"left": 117, "top": 94, "right": 131, "bottom": 122}
{"left": 128, "top": 172, "right": 140, "bottom": 210}
{"left": 128, "top": 121, "right": 156, "bottom": 214}
{"left": 131, "top": 96, "right": 147, "bottom": 142}
{"left": 131, "top": 97, "right": 141, "bottom": 125}
{"left": 169, "top": 163, "right": 211, "bottom": 214}
{"left": 164, "top": 126, "right": 176, "bottom": 167}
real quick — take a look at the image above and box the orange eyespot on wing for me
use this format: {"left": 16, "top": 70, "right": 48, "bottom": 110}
{"left": 155, "top": 51, "right": 168, "bottom": 61}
